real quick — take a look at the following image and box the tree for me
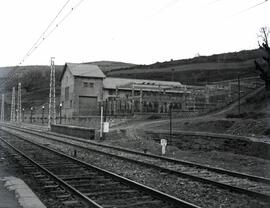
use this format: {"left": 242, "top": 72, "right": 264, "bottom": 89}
{"left": 255, "top": 26, "right": 270, "bottom": 90}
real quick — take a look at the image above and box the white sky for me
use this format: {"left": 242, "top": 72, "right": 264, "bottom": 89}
{"left": 0, "top": 0, "right": 269, "bottom": 67}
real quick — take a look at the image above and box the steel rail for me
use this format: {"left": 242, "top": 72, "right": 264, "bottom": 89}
{"left": 0, "top": 134, "right": 200, "bottom": 208}
{"left": 1, "top": 125, "right": 270, "bottom": 202}
{"left": 0, "top": 136, "right": 103, "bottom": 208}
{"left": 2, "top": 122, "right": 269, "bottom": 185}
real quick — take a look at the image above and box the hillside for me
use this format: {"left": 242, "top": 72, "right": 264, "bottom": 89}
{"left": 83, "top": 61, "right": 135, "bottom": 73}
{"left": 0, "top": 49, "right": 265, "bottom": 111}
{"left": 0, "top": 61, "right": 135, "bottom": 110}
{"left": 107, "top": 49, "right": 263, "bottom": 85}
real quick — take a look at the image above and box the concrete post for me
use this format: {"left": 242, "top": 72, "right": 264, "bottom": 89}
{"left": 139, "top": 88, "right": 143, "bottom": 113}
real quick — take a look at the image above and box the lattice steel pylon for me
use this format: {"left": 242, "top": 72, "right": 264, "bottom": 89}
{"left": 10, "top": 87, "right": 16, "bottom": 122}
{"left": 1, "top": 94, "right": 4, "bottom": 121}
{"left": 17, "top": 82, "right": 22, "bottom": 123}
{"left": 48, "top": 57, "right": 56, "bottom": 128}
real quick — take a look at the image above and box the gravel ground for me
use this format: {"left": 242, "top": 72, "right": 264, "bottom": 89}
{"left": 2, "top": 129, "right": 269, "bottom": 208}
{"left": 105, "top": 129, "right": 270, "bottom": 178}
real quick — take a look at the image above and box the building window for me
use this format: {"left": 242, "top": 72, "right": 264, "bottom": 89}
{"left": 65, "top": 87, "right": 69, "bottom": 101}
{"left": 108, "top": 90, "right": 114, "bottom": 95}
{"left": 83, "top": 82, "right": 94, "bottom": 88}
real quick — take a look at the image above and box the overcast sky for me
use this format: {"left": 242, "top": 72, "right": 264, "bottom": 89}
{"left": 0, "top": 0, "right": 269, "bottom": 67}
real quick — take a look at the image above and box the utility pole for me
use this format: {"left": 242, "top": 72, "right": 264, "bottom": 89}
{"left": 169, "top": 103, "right": 172, "bottom": 145}
{"left": 10, "top": 87, "right": 16, "bottom": 122}
{"left": 30, "top": 107, "right": 33, "bottom": 123}
{"left": 17, "top": 82, "right": 22, "bottom": 123}
{"left": 59, "top": 103, "right": 62, "bottom": 124}
{"left": 238, "top": 74, "right": 241, "bottom": 115}
{"left": 1, "top": 94, "right": 4, "bottom": 121}
{"left": 100, "top": 101, "right": 104, "bottom": 140}
{"left": 48, "top": 57, "right": 56, "bottom": 129}
{"left": 132, "top": 83, "right": 135, "bottom": 115}
{"left": 42, "top": 106, "right": 45, "bottom": 124}
{"left": 22, "top": 108, "right": 24, "bottom": 122}
{"left": 99, "top": 84, "right": 105, "bottom": 140}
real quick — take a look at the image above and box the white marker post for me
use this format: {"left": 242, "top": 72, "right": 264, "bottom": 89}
{"left": 103, "top": 122, "right": 109, "bottom": 133}
{"left": 160, "top": 139, "right": 167, "bottom": 155}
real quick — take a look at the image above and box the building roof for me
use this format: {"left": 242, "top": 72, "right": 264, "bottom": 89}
{"left": 103, "top": 77, "right": 183, "bottom": 90}
{"left": 60, "top": 63, "right": 105, "bottom": 81}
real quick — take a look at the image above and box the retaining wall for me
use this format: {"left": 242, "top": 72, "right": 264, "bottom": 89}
{"left": 146, "top": 131, "right": 270, "bottom": 160}
{"left": 51, "top": 124, "right": 95, "bottom": 140}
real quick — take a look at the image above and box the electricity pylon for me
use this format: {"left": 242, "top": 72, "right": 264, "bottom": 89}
{"left": 48, "top": 57, "right": 56, "bottom": 128}
{"left": 17, "top": 82, "right": 22, "bottom": 123}
{"left": 10, "top": 87, "right": 16, "bottom": 122}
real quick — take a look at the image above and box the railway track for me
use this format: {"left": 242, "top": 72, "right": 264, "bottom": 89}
{"left": 1, "top": 123, "right": 270, "bottom": 206}
{"left": 0, "top": 135, "right": 198, "bottom": 208}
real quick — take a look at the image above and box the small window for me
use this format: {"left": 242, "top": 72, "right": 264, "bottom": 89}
{"left": 83, "top": 82, "right": 94, "bottom": 88}
{"left": 65, "top": 87, "right": 69, "bottom": 101}
{"left": 108, "top": 90, "right": 114, "bottom": 95}
{"left": 83, "top": 82, "right": 88, "bottom": 88}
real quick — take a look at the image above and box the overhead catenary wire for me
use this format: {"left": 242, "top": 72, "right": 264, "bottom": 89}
{"left": 19, "top": 0, "right": 71, "bottom": 65}
{"left": 233, "top": 0, "right": 268, "bottom": 16}
{"left": 19, "top": 0, "right": 84, "bottom": 66}
{"left": 1, "top": 0, "right": 85, "bottom": 91}
{"left": 28, "top": 0, "right": 85, "bottom": 57}
{"left": 1, "top": 0, "right": 73, "bottom": 89}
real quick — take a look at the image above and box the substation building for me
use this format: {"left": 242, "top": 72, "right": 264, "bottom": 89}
{"left": 60, "top": 63, "right": 191, "bottom": 118}
{"left": 60, "top": 63, "right": 260, "bottom": 120}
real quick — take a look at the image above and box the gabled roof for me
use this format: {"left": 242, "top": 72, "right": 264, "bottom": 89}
{"left": 60, "top": 63, "right": 105, "bottom": 81}
{"left": 103, "top": 77, "right": 183, "bottom": 89}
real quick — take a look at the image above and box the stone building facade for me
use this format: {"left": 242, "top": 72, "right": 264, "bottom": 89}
{"left": 60, "top": 63, "right": 190, "bottom": 118}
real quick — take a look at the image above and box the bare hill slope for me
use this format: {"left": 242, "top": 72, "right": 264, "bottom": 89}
{"left": 107, "top": 49, "right": 263, "bottom": 85}
{"left": 0, "top": 49, "right": 264, "bottom": 111}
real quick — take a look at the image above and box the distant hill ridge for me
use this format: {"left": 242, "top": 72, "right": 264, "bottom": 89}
{"left": 109, "top": 49, "right": 263, "bottom": 72}
{"left": 0, "top": 48, "right": 264, "bottom": 109}
{"left": 106, "top": 49, "right": 263, "bottom": 85}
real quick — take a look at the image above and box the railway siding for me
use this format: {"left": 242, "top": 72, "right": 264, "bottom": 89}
{"left": 1, "top": 125, "right": 270, "bottom": 207}
{"left": 1, "top": 135, "right": 199, "bottom": 208}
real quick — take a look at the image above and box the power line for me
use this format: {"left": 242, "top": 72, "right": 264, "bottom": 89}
{"left": 28, "top": 0, "right": 84, "bottom": 58}
{"left": 19, "top": 0, "right": 71, "bottom": 65}
{"left": 1, "top": 0, "right": 73, "bottom": 88}
{"left": 19, "top": 0, "right": 84, "bottom": 65}
{"left": 233, "top": 0, "right": 268, "bottom": 16}
{"left": 0, "top": 0, "right": 85, "bottom": 94}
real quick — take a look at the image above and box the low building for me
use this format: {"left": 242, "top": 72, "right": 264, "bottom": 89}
{"left": 60, "top": 63, "right": 105, "bottom": 117}
{"left": 60, "top": 63, "right": 190, "bottom": 117}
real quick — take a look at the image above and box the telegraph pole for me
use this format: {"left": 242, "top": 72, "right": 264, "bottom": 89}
{"left": 48, "top": 57, "right": 56, "bottom": 129}
{"left": 169, "top": 103, "right": 172, "bottom": 145}
{"left": 100, "top": 102, "right": 104, "bottom": 140}
{"left": 10, "top": 87, "right": 16, "bottom": 122}
{"left": 1, "top": 94, "right": 4, "bottom": 121}
{"left": 238, "top": 74, "right": 241, "bottom": 115}
{"left": 132, "top": 83, "right": 135, "bottom": 115}
{"left": 17, "top": 82, "right": 22, "bottom": 123}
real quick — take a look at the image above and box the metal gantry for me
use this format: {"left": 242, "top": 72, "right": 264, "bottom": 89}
{"left": 17, "top": 83, "right": 22, "bottom": 123}
{"left": 48, "top": 57, "right": 56, "bottom": 128}
{"left": 10, "top": 87, "right": 16, "bottom": 122}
